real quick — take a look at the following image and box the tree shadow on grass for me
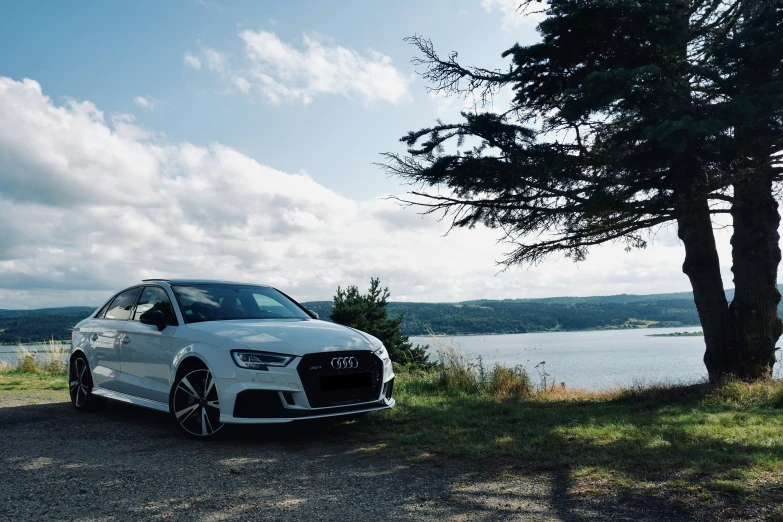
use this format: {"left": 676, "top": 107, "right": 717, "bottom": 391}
{"left": 367, "top": 384, "right": 783, "bottom": 520}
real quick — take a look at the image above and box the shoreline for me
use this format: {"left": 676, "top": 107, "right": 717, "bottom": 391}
{"left": 409, "top": 325, "right": 703, "bottom": 338}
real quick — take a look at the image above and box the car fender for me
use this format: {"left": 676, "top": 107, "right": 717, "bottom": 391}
{"left": 67, "top": 347, "right": 87, "bottom": 381}
{"left": 170, "top": 342, "right": 237, "bottom": 382}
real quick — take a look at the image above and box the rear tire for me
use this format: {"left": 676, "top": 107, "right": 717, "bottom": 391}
{"left": 169, "top": 361, "right": 225, "bottom": 440}
{"left": 69, "top": 354, "right": 98, "bottom": 410}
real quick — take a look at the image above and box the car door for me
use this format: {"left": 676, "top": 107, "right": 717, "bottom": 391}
{"left": 118, "top": 285, "right": 178, "bottom": 403}
{"left": 85, "top": 287, "right": 141, "bottom": 392}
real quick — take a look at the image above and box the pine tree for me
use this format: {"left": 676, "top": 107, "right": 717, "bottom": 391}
{"left": 383, "top": 0, "right": 783, "bottom": 381}
{"left": 330, "top": 278, "right": 430, "bottom": 366}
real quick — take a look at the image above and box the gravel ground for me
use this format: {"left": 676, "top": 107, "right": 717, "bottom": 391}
{"left": 0, "top": 391, "right": 763, "bottom": 521}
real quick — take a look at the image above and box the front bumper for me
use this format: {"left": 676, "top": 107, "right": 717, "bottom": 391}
{"left": 215, "top": 352, "right": 395, "bottom": 424}
{"left": 221, "top": 397, "right": 395, "bottom": 424}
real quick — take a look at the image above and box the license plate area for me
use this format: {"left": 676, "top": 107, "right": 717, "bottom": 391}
{"left": 320, "top": 372, "right": 372, "bottom": 391}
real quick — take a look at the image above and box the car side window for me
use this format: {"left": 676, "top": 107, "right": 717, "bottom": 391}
{"left": 95, "top": 300, "right": 112, "bottom": 318}
{"left": 104, "top": 287, "right": 141, "bottom": 321}
{"left": 133, "top": 286, "right": 177, "bottom": 325}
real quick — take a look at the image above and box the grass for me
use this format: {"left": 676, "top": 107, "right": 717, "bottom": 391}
{"left": 366, "top": 370, "right": 783, "bottom": 505}
{"left": 0, "top": 341, "right": 68, "bottom": 391}
{"left": 365, "top": 334, "right": 783, "bottom": 508}
{"left": 0, "top": 371, "right": 68, "bottom": 391}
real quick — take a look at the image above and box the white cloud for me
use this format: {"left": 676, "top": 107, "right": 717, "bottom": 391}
{"left": 0, "top": 77, "right": 738, "bottom": 309}
{"left": 481, "top": 0, "right": 547, "bottom": 29}
{"left": 133, "top": 96, "right": 153, "bottom": 110}
{"left": 183, "top": 51, "right": 202, "bottom": 70}
{"left": 195, "top": 31, "right": 411, "bottom": 105}
{"left": 204, "top": 48, "right": 225, "bottom": 72}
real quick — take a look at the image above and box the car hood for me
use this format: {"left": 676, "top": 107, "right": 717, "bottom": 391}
{"left": 184, "top": 319, "right": 380, "bottom": 356}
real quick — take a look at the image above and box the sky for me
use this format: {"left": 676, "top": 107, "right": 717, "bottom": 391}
{"left": 0, "top": 0, "right": 742, "bottom": 308}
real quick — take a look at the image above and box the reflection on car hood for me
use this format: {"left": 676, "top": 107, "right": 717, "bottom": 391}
{"left": 184, "top": 319, "right": 378, "bottom": 356}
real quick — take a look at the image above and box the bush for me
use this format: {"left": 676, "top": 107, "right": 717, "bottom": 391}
{"left": 488, "top": 364, "right": 532, "bottom": 398}
{"left": 16, "top": 353, "right": 40, "bottom": 374}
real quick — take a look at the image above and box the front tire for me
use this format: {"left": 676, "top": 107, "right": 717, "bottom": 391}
{"left": 170, "top": 365, "right": 224, "bottom": 439}
{"left": 69, "top": 355, "right": 98, "bottom": 410}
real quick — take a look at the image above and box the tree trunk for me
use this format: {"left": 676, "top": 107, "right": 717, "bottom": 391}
{"left": 728, "top": 173, "right": 782, "bottom": 380}
{"left": 676, "top": 197, "right": 735, "bottom": 382}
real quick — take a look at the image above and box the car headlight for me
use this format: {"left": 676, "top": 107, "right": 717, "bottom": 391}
{"left": 231, "top": 351, "right": 294, "bottom": 370}
{"left": 374, "top": 344, "right": 390, "bottom": 361}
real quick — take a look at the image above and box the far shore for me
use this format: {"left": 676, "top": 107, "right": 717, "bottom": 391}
{"left": 411, "top": 325, "right": 703, "bottom": 338}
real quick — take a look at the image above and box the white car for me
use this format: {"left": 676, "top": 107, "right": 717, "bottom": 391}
{"left": 68, "top": 280, "right": 395, "bottom": 438}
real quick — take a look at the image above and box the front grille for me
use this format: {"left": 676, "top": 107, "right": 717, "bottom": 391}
{"left": 297, "top": 350, "right": 383, "bottom": 408}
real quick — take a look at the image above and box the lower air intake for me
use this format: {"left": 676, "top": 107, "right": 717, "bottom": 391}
{"left": 233, "top": 390, "right": 285, "bottom": 418}
{"left": 384, "top": 378, "right": 394, "bottom": 400}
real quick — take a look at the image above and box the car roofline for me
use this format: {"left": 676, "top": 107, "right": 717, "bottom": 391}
{"left": 141, "top": 279, "right": 271, "bottom": 287}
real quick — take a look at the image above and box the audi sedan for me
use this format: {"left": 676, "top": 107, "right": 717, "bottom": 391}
{"left": 68, "top": 280, "right": 395, "bottom": 439}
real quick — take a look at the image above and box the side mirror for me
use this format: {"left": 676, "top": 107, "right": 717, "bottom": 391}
{"left": 307, "top": 309, "right": 319, "bottom": 320}
{"left": 140, "top": 309, "right": 167, "bottom": 331}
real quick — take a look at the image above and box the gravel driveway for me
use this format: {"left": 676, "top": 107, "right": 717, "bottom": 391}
{"left": 0, "top": 391, "right": 752, "bottom": 521}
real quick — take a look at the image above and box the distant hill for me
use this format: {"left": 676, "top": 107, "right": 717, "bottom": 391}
{"left": 3, "top": 285, "right": 781, "bottom": 343}
{"left": 0, "top": 306, "right": 97, "bottom": 317}
{"left": 303, "top": 298, "right": 702, "bottom": 336}
{"left": 304, "top": 285, "right": 783, "bottom": 336}
{"left": 0, "top": 307, "right": 95, "bottom": 344}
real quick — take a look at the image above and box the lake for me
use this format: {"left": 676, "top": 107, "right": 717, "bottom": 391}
{"left": 411, "top": 327, "right": 783, "bottom": 391}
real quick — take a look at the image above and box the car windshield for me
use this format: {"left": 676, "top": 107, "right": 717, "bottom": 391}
{"left": 171, "top": 284, "right": 310, "bottom": 323}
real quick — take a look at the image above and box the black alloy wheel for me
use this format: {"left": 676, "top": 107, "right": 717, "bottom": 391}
{"left": 171, "top": 367, "right": 224, "bottom": 439}
{"left": 69, "top": 355, "right": 97, "bottom": 410}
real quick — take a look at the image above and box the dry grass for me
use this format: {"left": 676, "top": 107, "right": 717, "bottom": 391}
{"left": 0, "top": 339, "right": 68, "bottom": 376}
{"left": 426, "top": 330, "right": 532, "bottom": 397}
{"left": 534, "top": 385, "right": 615, "bottom": 401}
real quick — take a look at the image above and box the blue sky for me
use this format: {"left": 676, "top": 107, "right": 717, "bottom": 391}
{"left": 0, "top": 1, "right": 727, "bottom": 308}
{"left": 1, "top": 0, "right": 536, "bottom": 200}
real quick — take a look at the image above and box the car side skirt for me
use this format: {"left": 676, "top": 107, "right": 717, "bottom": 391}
{"left": 92, "top": 388, "right": 170, "bottom": 413}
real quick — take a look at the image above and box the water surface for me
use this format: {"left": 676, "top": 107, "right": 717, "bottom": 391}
{"left": 412, "top": 327, "right": 782, "bottom": 391}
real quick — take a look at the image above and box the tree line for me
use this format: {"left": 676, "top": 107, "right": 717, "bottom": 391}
{"left": 308, "top": 297, "right": 704, "bottom": 336}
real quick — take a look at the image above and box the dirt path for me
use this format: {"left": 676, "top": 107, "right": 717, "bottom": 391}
{"left": 0, "top": 391, "right": 734, "bottom": 521}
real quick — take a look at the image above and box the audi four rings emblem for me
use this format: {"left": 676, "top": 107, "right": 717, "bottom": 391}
{"left": 331, "top": 356, "right": 359, "bottom": 369}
